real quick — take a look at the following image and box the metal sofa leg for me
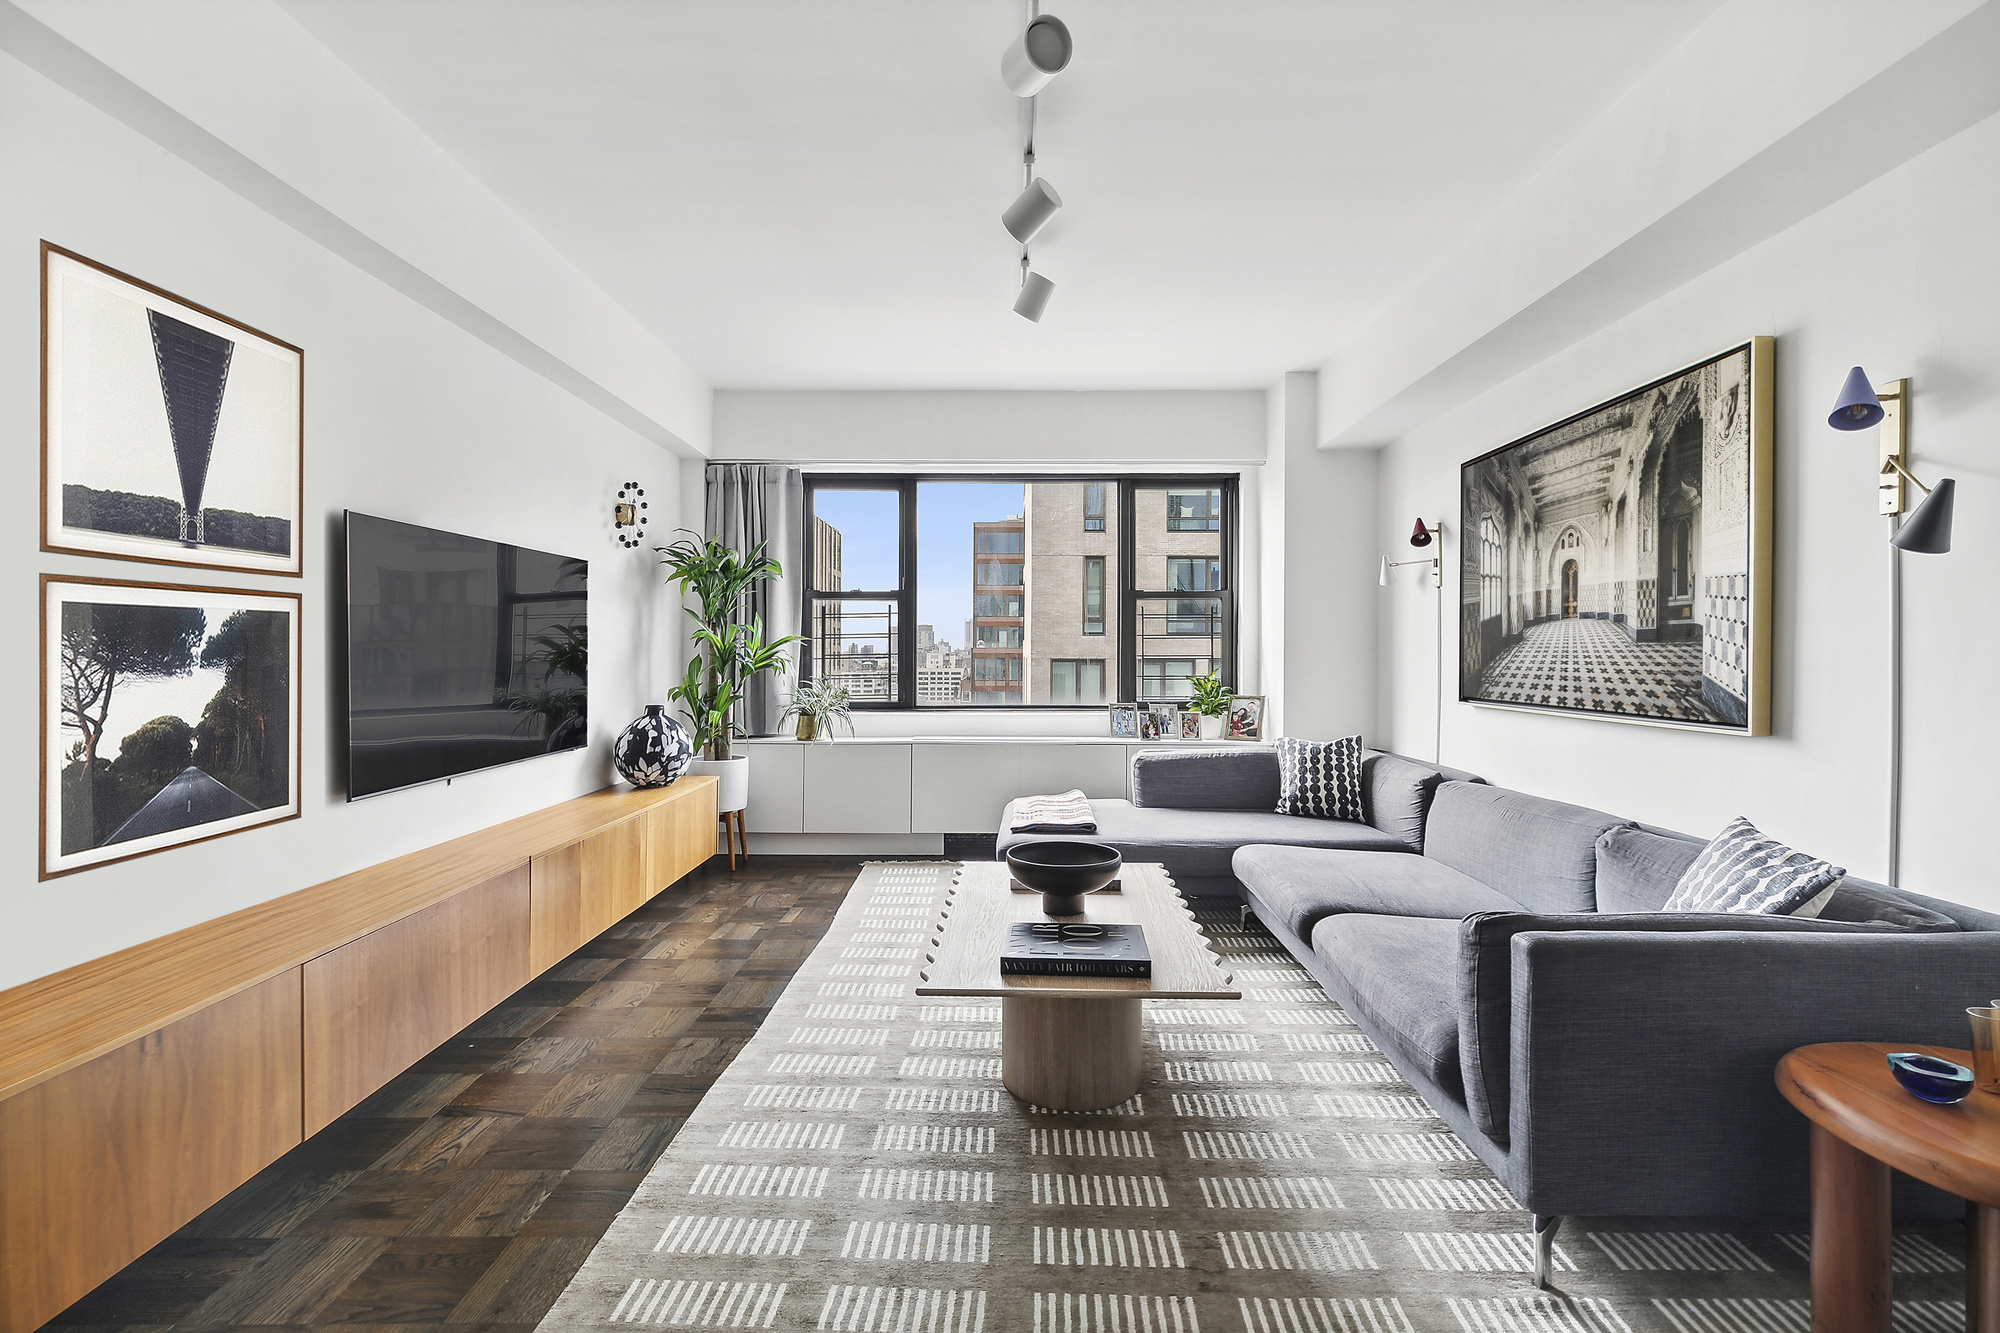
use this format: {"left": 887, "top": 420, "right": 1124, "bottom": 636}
{"left": 1532, "top": 1214, "right": 1563, "bottom": 1289}
{"left": 1238, "top": 902, "right": 1252, "bottom": 929}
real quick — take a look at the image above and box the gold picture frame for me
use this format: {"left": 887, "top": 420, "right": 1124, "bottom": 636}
{"left": 1458, "top": 337, "right": 1773, "bottom": 735}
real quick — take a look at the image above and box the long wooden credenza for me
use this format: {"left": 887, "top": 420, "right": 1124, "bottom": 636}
{"left": 0, "top": 777, "right": 718, "bottom": 1333}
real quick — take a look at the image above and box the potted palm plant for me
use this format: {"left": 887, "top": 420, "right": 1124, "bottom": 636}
{"left": 658, "top": 531, "right": 803, "bottom": 812}
{"left": 782, "top": 676, "right": 853, "bottom": 741}
{"left": 1185, "top": 670, "right": 1233, "bottom": 741}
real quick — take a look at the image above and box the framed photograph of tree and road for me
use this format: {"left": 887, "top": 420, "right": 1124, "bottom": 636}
{"left": 42, "top": 576, "right": 302, "bottom": 879}
{"left": 42, "top": 242, "right": 303, "bottom": 576}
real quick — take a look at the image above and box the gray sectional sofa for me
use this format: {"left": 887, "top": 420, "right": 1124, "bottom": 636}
{"left": 1000, "top": 747, "right": 2000, "bottom": 1285}
{"left": 998, "top": 746, "right": 1482, "bottom": 898}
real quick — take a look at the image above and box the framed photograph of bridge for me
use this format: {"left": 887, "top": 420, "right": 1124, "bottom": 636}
{"left": 1458, "top": 337, "right": 1773, "bottom": 735}
{"left": 42, "top": 242, "right": 303, "bottom": 576}
{"left": 42, "top": 575, "right": 302, "bottom": 879}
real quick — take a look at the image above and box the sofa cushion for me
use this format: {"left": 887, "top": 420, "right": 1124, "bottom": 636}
{"left": 1600, "top": 826, "right": 1961, "bottom": 931}
{"left": 1275, "top": 735, "right": 1365, "bottom": 820}
{"left": 1819, "top": 879, "right": 1959, "bottom": 932}
{"left": 1313, "top": 913, "right": 1464, "bottom": 1097}
{"left": 1595, "top": 825, "right": 1703, "bottom": 913}
{"left": 1423, "top": 783, "right": 1632, "bottom": 914}
{"left": 1364, "top": 754, "right": 1484, "bottom": 853}
{"left": 1000, "top": 798, "right": 1409, "bottom": 885}
{"left": 1456, "top": 909, "right": 1919, "bottom": 1144}
{"left": 1234, "top": 844, "right": 1524, "bottom": 942}
{"left": 1663, "top": 817, "right": 1847, "bottom": 917}
{"left": 1130, "top": 747, "right": 1281, "bottom": 811}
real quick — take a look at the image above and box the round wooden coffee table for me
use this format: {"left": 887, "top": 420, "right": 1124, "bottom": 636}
{"left": 1777, "top": 1041, "right": 2000, "bottom": 1332}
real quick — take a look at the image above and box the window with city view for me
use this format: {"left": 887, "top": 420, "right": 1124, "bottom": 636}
{"left": 802, "top": 476, "right": 1233, "bottom": 708}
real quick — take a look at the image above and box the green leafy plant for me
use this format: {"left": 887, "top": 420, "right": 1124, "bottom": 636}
{"left": 782, "top": 675, "right": 854, "bottom": 738}
{"left": 1185, "top": 669, "right": 1233, "bottom": 718}
{"left": 658, "top": 531, "right": 804, "bottom": 760}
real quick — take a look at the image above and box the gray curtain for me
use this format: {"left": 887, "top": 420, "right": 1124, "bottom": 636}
{"left": 705, "top": 463, "right": 804, "bottom": 737}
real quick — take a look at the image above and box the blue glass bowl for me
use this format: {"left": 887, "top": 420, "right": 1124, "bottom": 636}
{"left": 1887, "top": 1052, "right": 1975, "bottom": 1104}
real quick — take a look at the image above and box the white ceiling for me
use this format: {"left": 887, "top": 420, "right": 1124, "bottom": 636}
{"left": 278, "top": 0, "right": 1720, "bottom": 390}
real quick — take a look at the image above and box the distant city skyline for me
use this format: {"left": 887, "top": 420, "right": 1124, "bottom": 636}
{"left": 810, "top": 483, "right": 1023, "bottom": 653}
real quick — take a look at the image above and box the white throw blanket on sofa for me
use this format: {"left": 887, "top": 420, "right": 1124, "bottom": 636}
{"left": 1009, "top": 789, "right": 1097, "bottom": 833}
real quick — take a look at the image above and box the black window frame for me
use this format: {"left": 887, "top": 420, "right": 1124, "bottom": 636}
{"left": 800, "top": 473, "right": 1237, "bottom": 711}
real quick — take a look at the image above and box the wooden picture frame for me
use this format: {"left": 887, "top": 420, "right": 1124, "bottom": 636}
{"left": 42, "top": 575, "right": 303, "bottom": 879}
{"left": 1227, "top": 695, "right": 1265, "bottom": 740}
{"left": 42, "top": 242, "right": 304, "bottom": 576}
{"left": 1458, "top": 338, "right": 1774, "bottom": 735}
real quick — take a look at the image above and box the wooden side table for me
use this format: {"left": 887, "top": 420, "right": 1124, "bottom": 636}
{"left": 1777, "top": 1041, "right": 2000, "bottom": 1332}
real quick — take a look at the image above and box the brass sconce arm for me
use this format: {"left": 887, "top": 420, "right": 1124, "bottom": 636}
{"left": 1879, "top": 455, "right": 1934, "bottom": 496}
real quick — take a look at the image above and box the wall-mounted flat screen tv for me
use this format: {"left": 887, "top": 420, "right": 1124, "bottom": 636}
{"left": 345, "top": 511, "right": 587, "bottom": 799}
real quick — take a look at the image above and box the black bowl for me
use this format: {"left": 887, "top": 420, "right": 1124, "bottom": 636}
{"left": 1006, "top": 841, "right": 1123, "bottom": 916}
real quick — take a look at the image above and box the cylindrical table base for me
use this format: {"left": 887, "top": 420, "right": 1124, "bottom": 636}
{"left": 1001, "top": 995, "right": 1142, "bottom": 1112}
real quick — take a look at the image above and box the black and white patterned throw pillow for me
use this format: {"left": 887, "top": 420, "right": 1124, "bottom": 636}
{"left": 1661, "top": 816, "right": 1846, "bottom": 916}
{"left": 1275, "top": 735, "right": 1364, "bottom": 822}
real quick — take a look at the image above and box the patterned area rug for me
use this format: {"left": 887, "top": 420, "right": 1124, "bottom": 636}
{"left": 1474, "top": 620, "right": 1714, "bottom": 723}
{"left": 535, "top": 863, "right": 1966, "bottom": 1333}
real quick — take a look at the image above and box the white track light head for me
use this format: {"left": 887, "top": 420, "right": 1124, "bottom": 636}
{"left": 1002, "top": 178, "right": 1063, "bottom": 243}
{"left": 1001, "top": 14, "right": 1072, "bottom": 96}
{"left": 1013, "top": 270, "right": 1055, "bottom": 322}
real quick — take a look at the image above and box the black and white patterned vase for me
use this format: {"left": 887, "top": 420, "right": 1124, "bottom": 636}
{"left": 613, "top": 705, "right": 693, "bottom": 789}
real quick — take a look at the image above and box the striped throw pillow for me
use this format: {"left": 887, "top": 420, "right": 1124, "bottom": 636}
{"left": 1275, "top": 735, "right": 1364, "bottom": 822}
{"left": 1661, "top": 817, "right": 1846, "bottom": 916}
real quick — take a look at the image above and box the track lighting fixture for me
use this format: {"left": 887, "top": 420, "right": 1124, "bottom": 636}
{"left": 999, "top": 6, "right": 1072, "bottom": 320}
{"left": 1014, "top": 260, "right": 1055, "bottom": 322}
{"left": 1001, "top": 13, "right": 1072, "bottom": 97}
{"left": 1003, "top": 177, "right": 1063, "bottom": 244}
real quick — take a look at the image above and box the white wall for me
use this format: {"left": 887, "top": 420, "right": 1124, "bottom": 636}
{"left": 1374, "top": 109, "right": 2000, "bottom": 906}
{"left": 714, "top": 390, "right": 1265, "bottom": 464}
{"left": 1, "top": 52, "right": 686, "bottom": 989}
{"left": 1277, "top": 373, "right": 1380, "bottom": 745}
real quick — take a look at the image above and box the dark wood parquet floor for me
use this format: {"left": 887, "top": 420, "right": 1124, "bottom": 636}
{"left": 44, "top": 855, "right": 865, "bottom": 1333}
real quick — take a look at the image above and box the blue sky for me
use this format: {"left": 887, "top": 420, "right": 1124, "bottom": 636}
{"left": 812, "top": 482, "right": 1023, "bottom": 652}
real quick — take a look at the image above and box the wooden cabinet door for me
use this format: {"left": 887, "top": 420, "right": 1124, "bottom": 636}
{"left": 645, "top": 780, "right": 718, "bottom": 894}
{"left": 302, "top": 866, "right": 531, "bottom": 1134}
{"left": 586, "top": 816, "right": 649, "bottom": 925}
{"left": 0, "top": 972, "right": 303, "bottom": 1333}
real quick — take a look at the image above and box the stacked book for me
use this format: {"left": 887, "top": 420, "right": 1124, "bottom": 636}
{"left": 999, "top": 922, "right": 1151, "bottom": 978}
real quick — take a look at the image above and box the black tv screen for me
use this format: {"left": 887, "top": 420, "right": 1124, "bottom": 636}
{"left": 345, "top": 511, "right": 587, "bottom": 799}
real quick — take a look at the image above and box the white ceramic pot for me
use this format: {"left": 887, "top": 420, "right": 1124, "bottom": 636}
{"left": 1199, "top": 714, "right": 1226, "bottom": 740}
{"left": 687, "top": 756, "right": 749, "bottom": 813}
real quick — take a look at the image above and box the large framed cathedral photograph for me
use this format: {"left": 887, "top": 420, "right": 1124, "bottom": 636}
{"left": 42, "top": 243, "right": 303, "bottom": 576}
{"left": 1458, "top": 337, "right": 1773, "bottom": 735}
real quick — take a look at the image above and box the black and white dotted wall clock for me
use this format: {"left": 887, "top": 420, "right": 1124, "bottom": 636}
{"left": 613, "top": 481, "right": 649, "bottom": 548}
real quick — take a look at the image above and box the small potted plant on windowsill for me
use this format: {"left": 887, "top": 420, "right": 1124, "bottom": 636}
{"left": 782, "top": 676, "right": 853, "bottom": 742}
{"left": 659, "top": 531, "right": 804, "bottom": 814}
{"left": 1186, "top": 670, "right": 1232, "bottom": 741}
